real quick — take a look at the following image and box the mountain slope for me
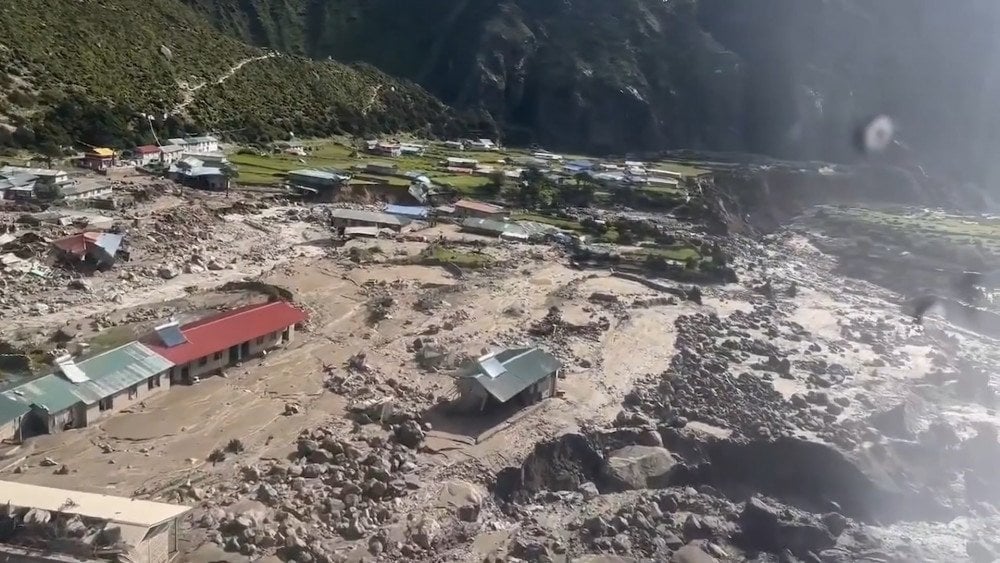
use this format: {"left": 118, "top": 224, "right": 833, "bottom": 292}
{"left": 185, "top": 0, "right": 1000, "bottom": 185}
{"left": 0, "top": 0, "right": 461, "bottom": 152}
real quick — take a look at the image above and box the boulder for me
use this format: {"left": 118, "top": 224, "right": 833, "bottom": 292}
{"left": 158, "top": 265, "right": 180, "bottom": 279}
{"left": 671, "top": 543, "right": 718, "bottom": 563}
{"left": 601, "top": 446, "right": 676, "bottom": 491}
{"left": 868, "top": 398, "right": 925, "bottom": 440}
{"left": 394, "top": 420, "right": 425, "bottom": 449}
{"left": 739, "top": 495, "right": 835, "bottom": 557}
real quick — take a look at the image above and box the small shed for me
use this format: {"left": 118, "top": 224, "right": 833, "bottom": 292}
{"left": 456, "top": 347, "right": 561, "bottom": 411}
{"left": 51, "top": 232, "right": 124, "bottom": 268}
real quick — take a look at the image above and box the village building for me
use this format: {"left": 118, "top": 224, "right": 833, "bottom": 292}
{"left": 274, "top": 139, "right": 306, "bottom": 156}
{"left": 456, "top": 347, "right": 561, "bottom": 411}
{"left": 61, "top": 182, "right": 114, "bottom": 201}
{"left": 166, "top": 135, "right": 219, "bottom": 154}
{"left": 400, "top": 143, "right": 426, "bottom": 155}
{"left": 83, "top": 148, "right": 116, "bottom": 171}
{"left": 442, "top": 140, "right": 465, "bottom": 151}
{"left": 453, "top": 198, "right": 504, "bottom": 219}
{"left": 446, "top": 157, "right": 479, "bottom": 169}
{"left": 384, "top": 204, "right": 430, "bottom": 220}
{"left": 646, "top": 176, "right": 681, "bottom": 189}
{"left": 0, "top": 342, "right": 174, "bottom": 439}
{"left": 0, "top": 480, "right": 190, "bottom": 563}
{"left": 286, "top": 169, "right": 351, "bottom": 194}
{"left": 51, "top": 231, "right": 124, "bottom": 269}
{"left": 134, "top": 144, "right": 163, "bottom": 166}
{"left": 1, "top": 166, "right": 72, "bottom": 198}
{"left": 159, "top": 144, "right": 184, "bottom": 164}
{"left": 465, "top": 138, "right": 499, "bottom": 151}
{"left": 366, "top": 140, "right": 402, "bottom": 157}
{"left": 648, "top": 168, "right": 684, "bottom": 180}
{"left": 0, "top": 394, "right": 30, "bottom": 442}
{"left": 363, "top": 162, "right": 399, "bottom": 176}
{"left": 168, "top": 157, "right": 229, "bottom": 191}
{"left": 460, "top": 217, "right": 528, "bottom": 241}
{"left": 328, "top": 208, "right": 411, "bottom": 232}
{"left": 0, "top": 172, "right": 37, "bottom": 200}
{"left": 144, "top": 301, "right": 306, "bottom": 385}
{"left": 532, "top": 151, "right": 564, "bottom": 162}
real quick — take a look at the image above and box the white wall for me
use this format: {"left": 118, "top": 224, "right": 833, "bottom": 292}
{"left": 169, "top": 327, "right": 294, "bottom": 383}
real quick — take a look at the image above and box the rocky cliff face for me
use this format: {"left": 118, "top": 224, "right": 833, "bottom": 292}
{"left": 186, "top": 0, "right": 1000, "bottom": 184}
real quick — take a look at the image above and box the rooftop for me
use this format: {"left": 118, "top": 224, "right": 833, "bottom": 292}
{"left": 454, "top": 199, "right": 504, "bottom": 214}
{"left": 460, "top": 217, "right": 527, "bottom": 237}
{"left": 88, "top": 148, "right": 115, "bottom": 158}
{"left": 328, "top": 208, "right": 410, "bottom": 227}
{"left": 0, "top": 393, "right": 31, "bottom": 425}
{"left": 0, "top": 480, "right": 190, "bottom": 528}
{"left": 134, "top": 145, "right": 161, "bottom": 155}
{"left": 288, "top": 169, "right": 350, "bottom": 182}
{"left": 51, "top": 232, "right": 123, "bottom": 259}
{"left": 0, "top": 165, "right": 67, "bottom": 178}
{"left": 2, "top": 343, "right": 175, "bottom": 413}
{"left": 384, "top": 204, "right": 430, "bottom": 219}
{"left": 144, "top": 301, "right": 307, "bottom": 365}
{"left": 460, "top": 347, "right": 561, "bottom": 402}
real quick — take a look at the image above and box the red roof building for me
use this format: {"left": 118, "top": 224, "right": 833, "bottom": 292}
{"left": 145, "top": 301, "right": 307, "bottom": 368}
{"left": 135, "top": 145, "right": 161, "bottom": 156}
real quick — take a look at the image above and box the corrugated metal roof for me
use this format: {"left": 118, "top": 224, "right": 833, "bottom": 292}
{"left": 70, "top": 342, "right": 175, "bottom": 403}
{"left": 461, "top": 347, "right": 561, "bottom": 403}
{"left": 454, "top": 199, "right": 503, "bottom": 214}
{"left": 460, "top": 218, "right": 527, "bottom": 237}
{"left": 1, "top": 343, "right": 175, "bottom": 413}
{"left": 144, "top": 301, "right": 306, "bottom": 365}
{"left": 288, "top": 169, "right": 348, "bottom": 182}
{"left": 0, "top": 394, "right": 30, "bottom": 425}
{"left": 2, "top": 374, "right": 85, "bottom": 414}
{"left": 384, "top": 204, "right": 429, "bottom": 219}
{"left": 89, "top": 148, "right": 115, "bottom": 158}
{"left": 329, "top": 208, "right": 409, "bottom": 227}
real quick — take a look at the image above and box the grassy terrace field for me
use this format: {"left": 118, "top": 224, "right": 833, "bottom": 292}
{"left": 226, "top": 139, "right": 700, "bottom": 196}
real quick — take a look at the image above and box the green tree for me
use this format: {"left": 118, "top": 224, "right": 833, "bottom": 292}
{"left": 482, "top": 170, "right": 505, "bottom": 197}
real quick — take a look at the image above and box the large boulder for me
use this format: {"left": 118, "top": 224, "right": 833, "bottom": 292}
{"left": 738, "top": 495, "right": 835, "bottom": 557}
{"left": 868, "top": 398, "right": 925, "bottom": 440}
{"left": 671, "top": 543, "right": 718, "bottom": 563}
{"left": 601, "top": 445, "right": 676, "bottom": 491}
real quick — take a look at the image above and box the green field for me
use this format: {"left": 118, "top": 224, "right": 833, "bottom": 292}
{"left": 511, "top": 213, "right": 584, "bottom": 231}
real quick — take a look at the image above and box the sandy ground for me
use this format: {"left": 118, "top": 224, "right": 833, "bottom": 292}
{"left": 3, "top": 198, "right": 998, "bottom": 562}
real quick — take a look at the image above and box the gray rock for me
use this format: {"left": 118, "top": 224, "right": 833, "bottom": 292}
{"left": 256, "top": 483, "right": 279, "bottom": 504}
{"left": 671, "top": 543, "right": 718, "bottom": 563}
{"left": 869, "top": 399, "right": 924, "bottom": 440}
{"left": 578, "top": 481, "right": 600, "bottom": 500}
{"left": 967, "top": 540, "right": 997, "bottom": 563}
{"left": 158, "top": 266, "right": 179, "bottom": 279}
{"left": 601, "top": 445, "right": 676, "bottom": 491}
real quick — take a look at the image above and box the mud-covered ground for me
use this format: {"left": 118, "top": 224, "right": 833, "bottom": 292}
{"left": 2, "top": 182, "right": 1000, "bottom": 562}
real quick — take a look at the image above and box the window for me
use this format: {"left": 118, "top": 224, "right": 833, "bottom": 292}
{"left": 199, "top": 357, "right": 207, "bottom": 367}
{"left": 128, "top": 385, "right": 138, "bottom": 400}
{"left": 99, "top": 397, "right": 113, "bottom": 411}
{"left": 256, "top": 337, "right": 264, "bottom": 345}
{"left": 213, "top": 352, "right": 222, "bottom": 361}
{"left": 148, "top": 378, "right": 155, "bottom": 391}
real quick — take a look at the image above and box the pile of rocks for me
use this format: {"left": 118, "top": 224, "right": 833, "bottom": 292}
{"left": 627, "top": 312, "right": 796, "bottom": 439}
{"left": 199, "top": 423, "right": 426, "bottom": 558}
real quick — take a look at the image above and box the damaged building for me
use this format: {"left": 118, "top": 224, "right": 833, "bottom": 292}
{"left": 51, "top": 232, "right": 125, "bottom": 269}
{"left": 455, "top": 347, "right": 561, "bottom": 411}
{"left": 0, "top": 480, "right": 190, "bottom": 563}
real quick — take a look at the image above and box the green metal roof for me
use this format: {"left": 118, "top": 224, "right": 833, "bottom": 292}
{"left": 71, "top": 342, "right": 174, "bottom": 403}
{"left": 0, "top": 394, "right": 31, "bottom": 425}
{"left": 460, "top": 347, "right": 561, "bottom": 403}
{"left": 2, "top": 374, "right": 85, "bottom": 414}
{"left": 1, "top": 342, "right": 174, "bottom": 414}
